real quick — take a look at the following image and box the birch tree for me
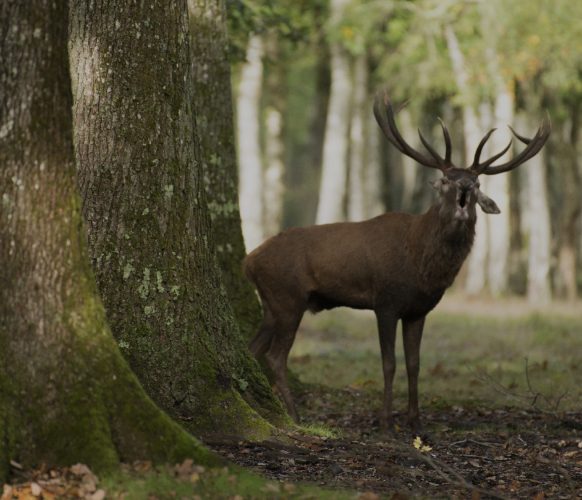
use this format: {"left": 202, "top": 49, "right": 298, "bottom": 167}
{"left": 237, "top": 35, "right": 265, "bottom": 250}
{"left": 347, "top": 53, "right": 368, "bottom": 221}
{"left": 444, "top": 24, "right": 489, "bottom": 295}
{"left": 315, "top": 0, "right": 352, "bottom": 224}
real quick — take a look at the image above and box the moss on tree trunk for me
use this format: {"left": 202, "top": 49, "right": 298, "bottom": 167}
{"left": 187, "top": 0, "right": 263, "bottom": 342}
{"left": 69, "top": 0, "right": 287, "bottom": 436}
{"left": 0, "top": 0, "right": 214, "bottom": 481}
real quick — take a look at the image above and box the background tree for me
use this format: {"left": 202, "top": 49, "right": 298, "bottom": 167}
{"left": 315, "top": 0, "right": 352, "bottom": 224}
{"left": 237, "top": 34, "right": 266, "bottom": 250}
{"left": 0, "top": 0, "right": 213, "bottom": 479}
{"left": 69, "top": 0, "right": 287, "bottom": 438}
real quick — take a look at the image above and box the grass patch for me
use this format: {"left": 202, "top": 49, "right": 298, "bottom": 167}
{"left": 291, "top": 306, "right": 582, "bottom": 413}
{"left": 299, "top": 423, "right": 341, "bottom": 439}
{"left": 102, "top": 462, "right": 355, "bottom": 499}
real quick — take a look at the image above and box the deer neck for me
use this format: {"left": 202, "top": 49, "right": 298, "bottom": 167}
{"left": 413, "top": 204, "right": 476, "bottom": 291}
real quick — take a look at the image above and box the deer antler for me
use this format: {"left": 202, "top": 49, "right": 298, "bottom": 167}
{"left": 469, "top": 117, "right": 551, "bottom": 175}
{"left": 375, "top": 93, "right": 551, "bottom": 176}
{"left": 373, "top": 93, "right": 455, "bottom": 171}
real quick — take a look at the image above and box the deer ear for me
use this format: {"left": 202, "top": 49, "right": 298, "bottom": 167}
{"left": 476, "top": 189, "right": 501, "bottom": 214}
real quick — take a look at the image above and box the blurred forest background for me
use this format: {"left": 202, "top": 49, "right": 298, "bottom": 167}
{"left": 229, "top": 0, "right": 582, "bottom": 306}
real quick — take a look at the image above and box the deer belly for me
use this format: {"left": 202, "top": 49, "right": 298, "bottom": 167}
{"left": 306, "top": 288, "right": 373, "bottom": 313}
{"left": 399, "top": 288, "right": 446, "bottom": 320}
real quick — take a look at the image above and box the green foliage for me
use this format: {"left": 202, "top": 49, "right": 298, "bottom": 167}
{"left": 226, "top": 0, "right": 327, "bottom": 61}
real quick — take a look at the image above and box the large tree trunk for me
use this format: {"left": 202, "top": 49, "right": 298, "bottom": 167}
{"left": 0, "top": 0, "right": 211, "bottom": 479}
{"left": 444, "top": 25, "right": 489, "bottom": 295}
{"left": 188, "top": 0, "right": 262, "bottom": 340}
{"left": 237, "top": 35, "right": 265, "bottom": 251}
{"left": 69, "top": 0, "right": 286, "bottom": 438}
{"left": 315, "top": 0, "right": 352, "bottom": 224}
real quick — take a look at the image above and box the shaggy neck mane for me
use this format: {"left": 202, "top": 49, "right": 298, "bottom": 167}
{"left": 412, "top": 204, "right": 476, "bottom": 291}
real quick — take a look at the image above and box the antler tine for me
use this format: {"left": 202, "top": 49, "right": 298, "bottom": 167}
{"left": 481, "top": 118, "right": 551, "bottom": 175}
{"left": 373, "top": 93, "right": 448, "bottom": 171}
{"left": 437, "top": 117, "right": 452, "bottom": 164}
{"left": 418, "top": 128, "right": 444, "bottom": 164}
{"left": 470, "top": 128, "right": 496, "bottom": 171}
{"left": 472, "top": 138, "right": 513, "bottom": 174}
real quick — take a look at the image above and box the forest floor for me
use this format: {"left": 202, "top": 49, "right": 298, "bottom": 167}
{"left": 208, "top": 298, "right": 582, "bottom": 498}
{"left": 3, "top": 298, "right": 582, "bottom": 498}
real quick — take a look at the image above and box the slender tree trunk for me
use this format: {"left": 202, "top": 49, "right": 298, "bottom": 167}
{"left": 0, "top": 0, "right": 210, "bottom": 478}
{"left": 263, "top": 37, "right": 286, "bottom": 237}
{"left": 555, "top": 103, "right": 580, "bottom": 301}
{"left": 69, "top": 0, "right": 286, "bottom": 437}
{"left": 444, "top": 25, "right": 489, "bottom": 294}
{"left": 188, "top": 0, "right": 262, "bottom": 340}
{"left": 398, "top": 108, "right": 420, "bottom": 212}
{"left": 486, "top": 89, "right": 513, "bottom": 296}
{"left": 237, "top": 35, "right": 265, "bottom": 250}
{"left": 516, "top": 111, "right": 552, "bottom": 305}
{"left": 479, "top": 3, "right": 513, "bottom": 296}
{"left": 315, "top": 0, "right": 351, "bottom": 224}
{"left": 263, "top": 109, "right": 285, "bottom": 235}
{"left": 347, "top": 54, "right": 368, "bottom": 221}
{"left": 364, "top": 109, "right": 385, "bottom": 218}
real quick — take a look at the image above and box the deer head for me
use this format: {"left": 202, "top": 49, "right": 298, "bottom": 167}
{"left": 373, "top": 94, "right": 551, "bottom": 223}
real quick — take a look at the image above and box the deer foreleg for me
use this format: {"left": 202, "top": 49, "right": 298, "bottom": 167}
{"left": 402, "top": 316, "right": 425, "bottom": 434}
{"left": 375, "top": 309, "right": 398, "bottom": 431}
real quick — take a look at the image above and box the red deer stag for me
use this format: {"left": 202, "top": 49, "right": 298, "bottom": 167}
{"left": 244, "top": 94, "right": 550, "bottom": 433}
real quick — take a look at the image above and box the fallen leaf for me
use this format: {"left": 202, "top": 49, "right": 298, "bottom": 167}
{"left": 88, "top": 489, "right": 106, "bottom": 500}
{"left": 30, "top": 482, "right": 42, "bottom": 497}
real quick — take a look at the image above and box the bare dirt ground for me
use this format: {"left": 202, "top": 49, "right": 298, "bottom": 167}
{"left": 208, "top": 384, "right": 582, "bottom": 498}
{"left": 208, "top": 301, "right": 582, "bottom": 498}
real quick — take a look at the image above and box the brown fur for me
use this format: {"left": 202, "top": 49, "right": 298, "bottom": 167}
{"left": 244, "top": 183, "right": 477, "bottom": 430}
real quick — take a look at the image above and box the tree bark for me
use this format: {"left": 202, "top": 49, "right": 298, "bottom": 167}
{"left": 0, "top": 0, "right": 212, "bottom": 478}
{"left": 479, "top": 3, "right": 513, "bottom": 296}
{"left": 364, "top": 109, "right": 385, "bottom": 218}
{"left": 444, "top": 25, "right": 489, "bottom": 295}
{"left": 516, "top": 110, "right": 552, "bottom": 305}
{"left": 555, "top": 103, "right": 580, "bottom": 301}
{"left": 237, "top": 35, "right": 265, "bottom": 251}
{"left": 486, "top": 90, "right": 513, "bottom": 296}
{"left": 188, "top": 0, "right": 262, "bottom": 340}
{"left": 347, "top": 54, "right": 368, "bottom": 221}
{"left": 315, "top": 0, "right": 352, "bottom": 224}
{"left": 263, "top": 36, "right": 286, "bottom": 238}
{"left": 398, "top": 108, "right": 420, "bottom": 212}
{"left": 69, "top": 0, "right": 286, "bottom": 438}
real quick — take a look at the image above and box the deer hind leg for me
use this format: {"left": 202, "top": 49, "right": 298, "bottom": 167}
{"left": 402, "top": 316, "right": 425, "bottom": 435}
{"left": 249, "top": 304, "right": 276, "bottom": 359}
{"left": 264, "top": 306, "right": 304, "bottom": 422}
{"left": 375, "top": 309, "right": 399, "bottom": 431}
